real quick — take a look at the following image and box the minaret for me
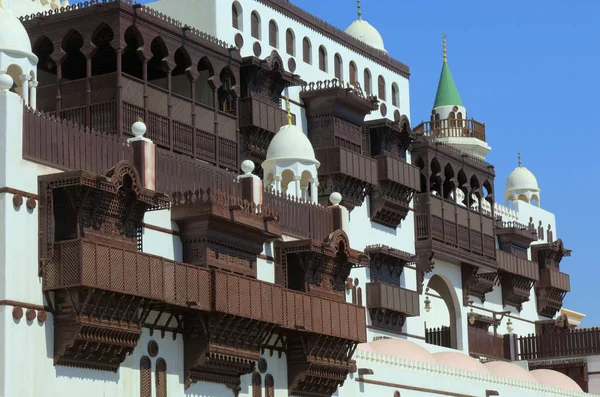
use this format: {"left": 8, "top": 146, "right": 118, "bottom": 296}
{"left": 429, "top": 35, "right": 491, "bottom": 160}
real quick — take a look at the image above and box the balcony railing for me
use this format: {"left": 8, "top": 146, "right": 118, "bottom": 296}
{"left": 43, "top": 239, "right": 212, "bottom": 310}
{"left": 426, "top": 326, "right": 451, "bottom": 348}
{"left": 373, "top": 154, "right": 420, "bottom": 191}
{"left": 238, "top": 97, "right": 290, "bottom": 135}
{"left": 315, "top": 146, "right": 378, "bottom": 185}
{"left": 468, "top": 327, "right": 509, "bottom": 359}
{"left": 413, "top": 118, "right": 486, "bottom": 142}
{"left": 518, "top": 328, "right": 600, "bottom": 360}
{"left": 538, "top": 268, "right": 570, "bottom": 291}
{"left": 366, "top": 282, "right": 420, "bottom": 317}
{"left": 496, "top": 250, "right": 539, "bottom": 280}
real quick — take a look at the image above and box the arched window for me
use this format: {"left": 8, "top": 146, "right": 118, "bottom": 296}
{"left": 349, "top": 61, "right": 357, "bottom": 84}
{"left": 140, "top": 356, "right": 152, "bottom": 397}
{"left": 318, "top": 46, "right": 327, "bottom": 72}
{"left": 334, "top": 53, "right": 342, "bottom": 80}
{"left": 156, "top": 359, "right": 167, "bottom": 397}
{"left": 286, "top": 29, "right": 295, "bottom": 56}
{"left": 231, "top": 3, "right": 241, "bottom": 30}
{"left": 219, "top": 68, "right": 236, "bottom": 114}
{"left": 268, "top": 20, "right": 278, "bottom": 48}
{"left": 251, "top": 11, "right": 260, "bottom": 39}
{"left": 357, "top": 287, "right": 363, "bottom": 306}
{"left": 265, "top": 374, "right": 275, "bottom": 397}
{"left": 302, "top": 37, "right": 311, "bottom": 64}
{"left": 364, "top": 68, "right": 372, "bottom": 95}
{"left": 392, "top": 82, "right": 399, "bottom": 107}
{"left": 378, "top": 75, "right": 386, "bottom": 100}
{"left": 252, "top": 372, "right": 262, "bottom": 397}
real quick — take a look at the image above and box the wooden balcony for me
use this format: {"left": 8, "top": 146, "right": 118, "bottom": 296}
{"left": 413, "top": 118, "right": 486, "bottom": 142}
{"left": 315, "top": 146, "right": 378, "bottom": 210}
{"left": 468, "top": 327, "right": 515, "bottom": 360}
{"left": 415, "top": 194, "right": 496, "bottom": 269}
{"left": 536, "top": 268, "right": 570, "bottom": 318}
{"left": 519, "top": 327, "right": 600, "bottom": 360}
{"left": 496, "top": 250, "right": 539, "bottom": 311}
{"left": 496, "top": 220, "right": 538, "bottom": 252}
{"left": 370, "top": 155, "right": 421, "bottom": 228}
{"left": 538, "top": 268, "right": 570, "bottom": 291}
{"left": 366, "top": 282, "right": 419, "bottom": 332}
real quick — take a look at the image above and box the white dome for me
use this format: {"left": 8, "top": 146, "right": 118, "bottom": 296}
{"left": 0, "top": 7, "right": 35, "bottom": 58}
{"left": 344, "top": 20, "right": 386, "bottom": 53}
{"left": 264, "top": 124, "right": 319, "bottom": 165}
{"left": 505, "top": 166, "right": 539, "bottom": 192}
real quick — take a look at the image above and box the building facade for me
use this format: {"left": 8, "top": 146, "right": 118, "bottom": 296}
{"left": 0, "top": 0, "right": 597, "bottom": 396}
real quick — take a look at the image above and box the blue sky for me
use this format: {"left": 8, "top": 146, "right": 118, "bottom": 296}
{"left": 292, "top": 0, "right": 600, "bottom": 325}
{"left": 143, "top": 0, "right": 599, "bottom": 325}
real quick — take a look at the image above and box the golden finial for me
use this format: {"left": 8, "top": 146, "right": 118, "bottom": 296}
{"left": 357, "top": 0, "right": 362, "bottom": 20}
{"left": 518, "top": 149, "right": 522, "bottom": 167}
{"left": 443, "top": 33, "right": 447, "bottom": 63}
{"left": 285, "top": 96, "right": 292, "bottom": 126}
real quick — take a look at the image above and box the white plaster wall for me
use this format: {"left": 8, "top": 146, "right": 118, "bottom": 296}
{"left": 588, "top": 355, "right": 600, "bottom": 394}
{"left": 3, "top": 0, "right": 69, "bottom": 18}
{"left": 142, "top": 209, "right": 182, "bottom": 262}
{"left": 147, "top": 0, "right": 217, "bottom": 42}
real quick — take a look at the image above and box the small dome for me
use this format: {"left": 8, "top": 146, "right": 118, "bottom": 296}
{"left": 0, "top": 7, "right": 35, "bottom": 57}
{"left": 530, "top": 369, "right": 583, "bottom": 392}
{"left": 357, "top": 339, "right": 437, "bottom": 364}
{"left": 264, "top": 124, "right": 319, "bottom": 165}
{"left": 345, "top": 20, "right": 386, "bottom": 53}
{"left": 432, "top": 352, "right": 491, "bottom": 375}
{"left": 484, "top": 361, "right": 538, "bottom": 384}
{"left": 506, "top": 166, "right": 539, "bottom": 192}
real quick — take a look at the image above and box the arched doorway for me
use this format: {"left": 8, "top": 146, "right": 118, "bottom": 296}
{"left": 424, "top": 274, "right": 461, "bottom": 349}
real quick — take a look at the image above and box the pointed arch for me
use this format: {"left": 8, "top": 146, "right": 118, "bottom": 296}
{"left": 173, "top": 47, "right": 192, "bottom": 98}
{"left": 219, "top": 67, "right": 236, "bottom": 114}
{"left": 378, "top": 75, "right": 386, "bottom": 100}
{"left": 318, "top": 45, "right": 327, "bottom": 72}
{"left": 156, "top": 358, "right": 167, "bottom": 397}
{"left": 140, "top": 356, "right": 152, "bottom": 397}
{"left": 364, "top": 68, "right": 372, "bottom": 95}
{"left": 33, "top": 36, "right": 56, "bottom": 87}
{"left": 252, "top": 372, "right": 262, "bottom": 397}
{"left": 286, "top": 28, "right": 295, "bottom": 56}
{"left": 196, "top": 56, "right": 215, "bottom": 107}
{"left": 334, "top": 53, "right": 342, "bottom": 80}
{"left": 61, "top": 29, "right": 86, "bottom": 81}
{"left": 147, "top": 36, "right": 169, "bottom": 88}
{"left": 349, "top": 61, "right": 357, "bottom": 84}
{"left": 427, "top": 274, "right": 462, "bottom": 350}
{"left": 443, "top": 163, "right": 456, "bottom": 199}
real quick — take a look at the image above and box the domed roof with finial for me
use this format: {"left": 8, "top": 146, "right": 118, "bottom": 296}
{"left": 0, "top": 4, "right": 36, "bottom": 60}
{"left": 505, "top": 150, "right": 540, "bottom": 193}
{"left": 345, "top": 0, "right": 387, "bottom": 53}
{"left": 264, "top": 98, "right": 319, "bottom": 166}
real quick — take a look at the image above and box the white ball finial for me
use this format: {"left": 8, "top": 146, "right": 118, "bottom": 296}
{"left": 241, "top": 159, "right": 255, "bottom": 174}
{"left": 329, "top": 192, "right": 342, "bottom": 206}
{"left": 132, "top": 120, "right": 147, "bottom": 138}
{"left": 0, "top": 73, "right": 14, "bottom": 91}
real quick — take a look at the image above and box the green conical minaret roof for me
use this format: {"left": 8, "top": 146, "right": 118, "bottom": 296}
{"left": 433, "top": 35, "right": 463, "bottom": 108}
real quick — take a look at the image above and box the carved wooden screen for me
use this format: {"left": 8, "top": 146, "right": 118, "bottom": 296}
{"left": 140, "top": 356, "right": 152, "bottom": 397}
{"left": 392, "top": 83, "right": 398, "bottom": 106}
{"left": 265, "top": 374, "right": 275, "bottom": 397}
{"left": 269, "top": 20, "right": 278, "bottom": 48}
{"left": 251, "top": 12, "right": 260, "bottom": 39}
{"left": 364, "top": 69, "right": 372, "bottom": 95}
{"left": 303, "top": 38, "right": 311, "bottom": 64}
{"left": 378, "top": 75, "right": 386, "bottom": 100}
{"left": 318, "top": 46, "right": 327, "bottom": 72}
{"left": 252, "top": 372, "right": 262, "bottom": 397}
{"left": 334, "top": 53, "right": 342, "bottom": 80}
{"left": 232, "top": 4, "right": 239, "bottom": 29}
{"left": 156, "top": 359, "right": 167, "bottom": 397}
{"left": 286, "top": 29, "right": 294, "bottom": 55}
{"left": 349, "top": 61, "right": 357, "bottom": 84}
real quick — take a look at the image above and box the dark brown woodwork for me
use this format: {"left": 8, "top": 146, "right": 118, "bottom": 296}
{"left": 171, "top": 189, "right": 282, "bottom": 278}
{"left": 528, "top": 360, "right": 588, "bottom": 393}
{"left": 468, "top": 328, "right": 516, "bottom": 361}
{"left": 495, "top": 219, "right": 537, "bottom": 257}
{"left": 366, "top": 282, "right": 420, "bottom": 332}
{"left": 531, "top": 239, "right": 571, "bottom": 317}
{"left": 413, "top": 118, "right": 487, "bottom": 142}
{"left": 365, "top": 245, "right": 416, "bottom": 286}
{"left": 496, "top": 250, "right": 539, "bottom": 311}
{"left": 276, "top": 230, "right": 369, "bottom": 301}
{"left": 461, "top": 264, "right": 497, "bottom": 305}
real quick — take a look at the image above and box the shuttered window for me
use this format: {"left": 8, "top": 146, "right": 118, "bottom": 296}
{"left": 302, "top": 37, "right": 311, "bottom": 64}
{"left": 364, "top": 69, "right": 372, "bottom": 95}
{"left": 334, "top": 53, "right": 342, "bottom": 79}
{"left": 286, "top": 29, "right": 295, "bottom": 55}
{"left": 349, "top": 61, "right": 357, "bottom": 84}
{"left": 318, "top": 46, "right": 327, "bottom": 72}
{"left": 265, "top": 375, "right": 275, "bottom": 397}
{"left": 156, "top": 359, "right": 167, "bottom": 397}
{"left": 252, "top": 372, "right": 262, "bottom": 397}
{"left": 232, "top": 4, "right": 239, "bottom": 29}
{"left": 392, "top": 83, "right": 398, "bottom": 106}
{"left": 268, "top": 20, "right": 278, "bottom": 48}
{"left": 378, "top": 75, "right": 386, "bottom": 100}
{"left": 140, "top": 357, "right": 152, "bottom": 397}
{"left": 251, "top": 11, "right": 260, "bottom": 39}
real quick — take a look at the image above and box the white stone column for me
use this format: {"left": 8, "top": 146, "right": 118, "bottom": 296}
{"left": 295, "top": 176, "right": 301, "bottom": 199}
{"left": 310, "top": 178, "right": 318, "bottom": 203}
{"left": 29, "top": 80, "right": 38, "bottom": 109}
{"left": 274, "top": 175, "right": 282, "bottom": 193}
{"left": 300, "top": 183, "right": 308, "bottom": 201}
{"left": 19, "top": 74, "right": 30, "bottom": 106}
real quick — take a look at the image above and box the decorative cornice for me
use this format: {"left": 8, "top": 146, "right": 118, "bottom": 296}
{"left": 353, "top": 350, "right": 592, "bottom": 396}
